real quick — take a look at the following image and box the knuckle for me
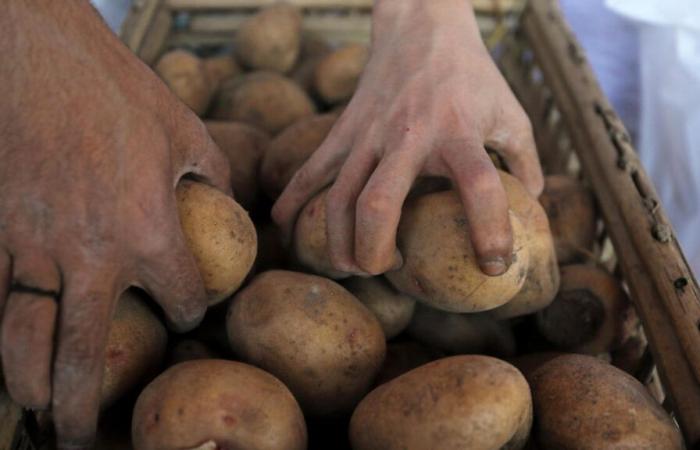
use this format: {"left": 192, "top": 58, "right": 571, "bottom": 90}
{"left": 357, "top": 189, "right": 393, "bottom": 220}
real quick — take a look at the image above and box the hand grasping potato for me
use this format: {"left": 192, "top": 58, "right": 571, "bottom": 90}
{"left": 273, "top": 0, "right": 543, "bottom": 276}
{"left": 0, "top": 1, "right": 230, "bottom": 448}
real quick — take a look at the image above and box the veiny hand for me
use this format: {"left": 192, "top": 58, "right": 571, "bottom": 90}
{"left": 0, "top": 1, "right": 229, "bottom": 447}
{"left": 273, "top": 0, "right": 543, "bottom": 276}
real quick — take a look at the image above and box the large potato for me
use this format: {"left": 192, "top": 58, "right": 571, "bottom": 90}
{"left": 234, "top": 4, "right": 302, "bottom": 74}
{"left": 343, "top": 276, "right": 415, "bottom": 339}
{"left": 536, "top": 264, "right": 632, "bottom": 355}
{"left": 530, "top": 354, "right": 682, "bottom": 450}
{"left": 101, "top": 290, "right": 167, "bottom": 410}
{"left": 350, "top": 355, "right": 532, "bottom": 450}
{"left": 205, "top": 120, "right": 270, "bottom": 209}
{"left": 386, "top": 190, "right": 530, "bottom": 312}
{"left": 407, "top": 303, "right": 515, "bottom": 356}
{"left": 227, "top": 270, "right": 386, "bottom": 416}
{"left": 260, "top": 113, "right": 336, "bottom": 199}
{"left": 314, "top": 44, "right": 369, "bottom": 104}
{"left": 132, "top": 359, "right": 307, "bottom": 450}
{"left": 176, "top": 180, "right": 257, "bottom": 304}
{"left": 539, "top": 175, "right": 597, "bottom": 264}
{"left": 492, "top": 171, "right": 560, "bottom": 319}
{"left": 211, "top": 72, "right": 315, "bottom": 135}
{"left": 155, "top": 49, "right": 212, "bottom": 116}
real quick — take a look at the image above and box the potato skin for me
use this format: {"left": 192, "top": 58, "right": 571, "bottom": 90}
{"left": 539, "top": 175, "right": 597, "bottom": 264}
{"left": 531, "top": 354, "right": 683, "bottom": 450}
{"left": 226, "top": 270, "right": 386, "bottom": 416}
{"left": 211, "top": 72, "right": 315, "bottom": 134}
{"left": 176, "top": 180, "right": 257, "bottom": 305}
{"left": 132, "top": 359, "right": 307, "bottom": 450}
{"left": 386, "top": 190, "right": 530, "bottom": 312}
{"left": 492, "top": 171, "right": 560, "bottom": 319}
{"left": 314, "top": 44, "right": 369, "bottom": 104}
{"left": 101, "top": 290, "right": 167, "bottom": 410}
{"left": 350, "top": 355, "right": 533, "bottom": 450}
{"left": 203, "top": 54, "right": 242, "bottom": 91}
{"left": 234, "top": 4, "right": 302, "bottom": 74}
{"left": 260, "top": 113, "right": 336, "bottom": 199}
{"left": 155, "top": 49, "right": 212, "bottom": 116}
{"left": 342, "top": 276, "right": 415, "bottom": 339}
{"left": 205, "top": 120, "right": 270, "bottom": 209}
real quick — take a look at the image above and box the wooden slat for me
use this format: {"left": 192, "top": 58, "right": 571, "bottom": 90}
{"left": 121, "top": 0, "right": 164, "bottom": 53}
{"left": 521, "top": 1, "right": 700, "bottom": 445}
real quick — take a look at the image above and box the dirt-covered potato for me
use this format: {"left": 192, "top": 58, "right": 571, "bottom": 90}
{"left": 540, "top": 175, "right": 597, "bottom": 264}
{"left": 132, "top": 359, "right": 307, "bottom": 450}
{"left": 234, "top": 4, "right": 302, "bottom": 74}
{"left": 536, "top": 264, "right": 631, "bottom": 355}
{"left": 227, "top": 270, "right": 386, "bottom": 416}
{"left": 101, "top": 290, "right": 167, "bottom": 410}
{"left": 155, "top": 49, "right": 212, "bottom": 116}
{"left": 492, "top": 171, "right": 560, "bottom": 319}
{"left": 293, "top": 188, "right": 350, "bottom": 279}
{"left": 530, "top": 354, "right": 683, "bottom": 450}
{"left": 260, "top": 113, "right": 336, "bottom": 199}
{"left": 176, "top": 180, "right": 257, "bottom": 305}
{"left": 350, "top": 355, "right": 533, "bottom": 450}
{"left": 386, "top": 190, "right": 530, "bottom": 312}
{"left": 314, "top": 44, "right": 369, "bottom": 104}
{"left": 343, "top": 277, "right": 416, "bottom": 339}
{"left": 205, "top": 120, "right": 270, "bottom": 209}
{"left": 211, "top": 72, "right": 315, "bottom": 134}
{"left": 374, "top": 342, "right": 443, "bottom": 385}
{"left": 203, "top": 54, "right": 242, "bottom": 91}
{"left": 407, "top": 303, "right": 516, "bottom": 356}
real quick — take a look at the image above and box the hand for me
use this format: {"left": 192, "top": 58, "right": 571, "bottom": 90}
{"left": 0, "top": 1, "right": 229, "bottom": 447}
{"left": 273, "top": 0, "right": 543, "bottom": 276}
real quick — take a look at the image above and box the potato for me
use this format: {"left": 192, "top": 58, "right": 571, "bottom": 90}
{"left": 536, "top": 264, "right": 631, "bottom": 354}
{"left": 155, "top": 49, "right": 212, "bottom": 116}
{"left": 211, "top": 72, "right": 315, "bottom": 134}
{"left": 291, "top": 35, "right": 332, "bottom": 94}
{"left": 386, "top": 190, "right": 530, "bottom": 312}
{"left": 101, "top": 290, "right": 167, "bottom": 410}
{"left": 167, "top": 339, "right": 218, "bottom": 367}
{"left": 492, "top": 171, "right": 560, "bottom": 319}
{"left": 176, "top": 180, "right": 257, "bottom": 305}
{"left": 530, "top": 354, "right": 682, "bottom": 450}
{"left": 226, "top": 270, "right": 386, "bottom": 416}
{"left": 293, "top": 188, "right": 350, "bottom": 279}
{"left": 350, "top": 355, "right": 533, "bottom": 450}
{"left": 132, "top": 359, "right": 307, "bottom": 450}
{"left": 234, "top": 4, "right": 302, "bottom": 74}
{"left": 260, "top": 113, "right": 336, "bottom": 199}
{"left": 205, "top": 120, "right": 270, "bottom": 209}
{"left": 407, "top": 303, "right": 516, "bottom": 356}
{"left": 314, "top": 44, "right": 369, "bottom": 104}
{"left": 343, "top": 276, "right": 416, "bottom": 339}
{"left": 539, "top": 175, "right": 597, "bottom": 264}
{"left": 374, "top": 341, "right": 442, "bottom": 385}
{"left": 203, "top": 54, "right": 242, "bottom": 91}
{"left": 507, "top": 352, "right": 565, "bottom": 379}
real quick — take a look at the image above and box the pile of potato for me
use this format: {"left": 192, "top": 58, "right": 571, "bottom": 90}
{"left": 80, "top": 3, "right": 685, "bottom": 450}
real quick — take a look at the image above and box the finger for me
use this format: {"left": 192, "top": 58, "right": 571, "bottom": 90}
{"left": 0, "top": 250, "right": 10, "bottom": 322}
{"left": 354, "top": 150, "right": 424, "bottom": 275}
{"left": 444, "top": 140, "right": 513, "bottom": 276}
{"left": 325, "top": 145, "right": 378, "bottom": 273}
{"left": 0, "top": 252, "right": 60, "bottom": 410}
{"left": 487, "top": 115, "right": 543, "bottom": 197}
{"left": 52, "top": 268, "right": 117, "bottom": 449}
{"left": 272, "top": 125, "right": 352, "bottom": 242}
{"left": 138, "top": 219, "right": 208, "bottom": 332}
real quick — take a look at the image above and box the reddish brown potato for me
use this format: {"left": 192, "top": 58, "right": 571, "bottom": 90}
{"left": 155, "top": 49, "right": 212, "bottom": 116}
{"left": 314, "top": 44, "right": 369, "bottom": 104}
{"left": 227, "top": 270, "right": 386, "bottom": 416}
{"left": 132, "top": 359, "right": 307, "bottom": 450}
{"left": 350, "top": 355, "right": 533, "bottom": 450}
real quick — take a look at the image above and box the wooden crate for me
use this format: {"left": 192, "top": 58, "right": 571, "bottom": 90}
{"left": 3, "top": 0, "right": 700, "bottom": 448}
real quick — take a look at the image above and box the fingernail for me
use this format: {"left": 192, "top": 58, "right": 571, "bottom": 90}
{"left": 479, "top": 257, "right": 507, "bottom": 277}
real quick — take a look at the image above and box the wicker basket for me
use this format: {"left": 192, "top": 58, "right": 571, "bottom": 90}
{"left": 2, "top": 0, "right": 700, "bottom": 448}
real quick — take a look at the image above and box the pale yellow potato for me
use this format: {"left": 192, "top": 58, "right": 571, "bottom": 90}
{"left": 176, "top": 180, "right": 257, "bottom": 305}
{"left": 227, "top": 270, "right": 386, "bottom": 416}
{"left": 132, "top": 359, "right": 307, "bottom": 450}
{"left": 314, "top": 44, "right": 369, "bottom": 104}
{"left": 350, "top": 355, "right": 533, "bottom": 450}
{"left": 155, "top": 49, "right": 212, "bottom": 116}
